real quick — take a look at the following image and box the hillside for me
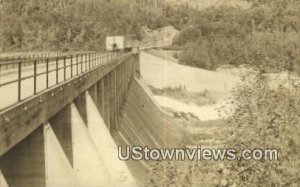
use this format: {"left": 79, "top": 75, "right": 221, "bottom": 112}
{"left": 0, "top": 0, "right": 183, "bottom": 52}
{"left": 173, "top": 0, "right": 300, "bottom": 74}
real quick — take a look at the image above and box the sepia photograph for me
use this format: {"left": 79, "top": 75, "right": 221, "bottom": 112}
{"left": 0, "top": 0, "right": 299, "bottom": 186}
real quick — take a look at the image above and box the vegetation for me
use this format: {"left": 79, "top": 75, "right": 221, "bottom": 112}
{"left": 169, "top": 1, "right": 300, "bottom": 186}
{"left": 174, "top": 0, "right": 300, "bottom": 73}
{"left": 0, "top": 0, "right": 192, "bottom": 52}
{"left": 222, "top": 70, "right": 300, "bottom": 186}
{"left": 147, "top": 71, "right": 300, "bottom": 187}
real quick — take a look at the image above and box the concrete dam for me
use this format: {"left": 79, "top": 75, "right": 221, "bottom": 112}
{"left": 0, "top": 50, "right": 182, "bottom": 187}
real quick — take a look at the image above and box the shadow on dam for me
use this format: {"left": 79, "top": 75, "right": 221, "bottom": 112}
{"left": 113, "top": 77, "right": 186, "bottom": 185}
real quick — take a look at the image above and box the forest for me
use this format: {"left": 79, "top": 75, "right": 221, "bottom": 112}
{"left": 174, "top": 0, "right": 300, "bottom": 74}
{"left": 0, "top": 0, "right": 190, "bottom": 52}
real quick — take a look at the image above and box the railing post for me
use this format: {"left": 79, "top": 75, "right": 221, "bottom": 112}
{"left": 34, "top": 60, "right": 37, "bottom": 94}
{"left": 93, "top": 53, "right": 95, "bottom": 67}
{"left": 18, "top": 61, "right": 22, "bottom": 101}
{"left": 63, "top": 56, "right": 66, "bottom": 81}
{"left": 96, "top": 53, "right": 99, "bottom": 66}
{"left": 71, "top": 54, "right": 73, "bottom": 78}
{"left": 76, "top": 54, "right": 79, "bottom": 75}
{"left": 56, "top": 57, "right": 59, "bottom": 84}
{"left": 85, "top": 54, "right": 88, "bottom": 71}
{"left": 96, "top": 53, "right": 98, "bottom": 66}
{"left": 81, "top": 54, "right": 83, "bottom": 73}
{"left": 92, "top": 53, "right": 95, "bottom": 67}
{"left": 88, "top": 53, "right": 91, "bottom": 69}
{"left": 46, "top": 58, "right": 49, "bottom": 88}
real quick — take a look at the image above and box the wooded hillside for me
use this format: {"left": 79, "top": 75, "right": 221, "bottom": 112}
{"left": 175, "top": 0, "right": 300, "bottom": 73}
{"left": 0, "top": 0, "right": 190, "bottom": 52}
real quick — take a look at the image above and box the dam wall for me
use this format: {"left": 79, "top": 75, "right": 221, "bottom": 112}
{"left": 0, "top": 52, "right": 139, "bottom": 187}
{"left": 0, "top": 50, "right": 184, "bottom": 186}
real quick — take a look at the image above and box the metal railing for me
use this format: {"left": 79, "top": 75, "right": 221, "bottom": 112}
{"left": 0, "top": 51, "right": 105, "bottom": 63}
{"left": 0, "top": 51, "right": 99, "bottom": 62}
{"left": 0, "top": 51, "right": 124, "bottom": 109}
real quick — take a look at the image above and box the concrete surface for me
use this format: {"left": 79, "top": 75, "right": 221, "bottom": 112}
{"left": 85, "top": 92, "right": 137, "bottom": 187}
{"left": 70, "top": 103, "right": 112, "bottom": 187}
{"left": 154, "top": 95, "right": 234, "bottom": 120}
{"left": 140, "top": 51, "right": 239, "bottom": 120}
{"left": 0, "top": 127, "right": 46, "bottom": 187}
{"left": 44, "top": 123, "right": 82, "bottom": 187}
{"left": 140, "top": 51, "right": 239, "bottom": 93}
{"left": 0, "top": 170, "right": 8, "bottom": 187}
{"left": 114, "top": 77, "right": 185, "bottom": 185}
